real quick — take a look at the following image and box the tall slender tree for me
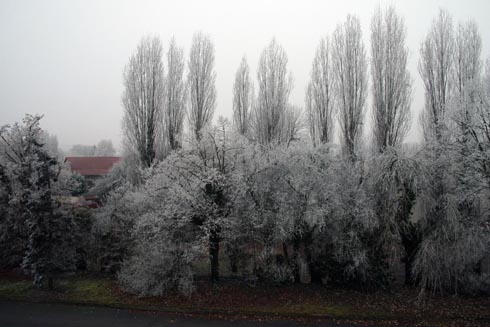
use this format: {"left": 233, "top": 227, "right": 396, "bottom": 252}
{"left": 233, "top": 56, "right": 253, "bottom": 136}
{"left": 332, "top": 15, "right": 368, "bottom": 160}
{"left": 453, "top": 20, "right": 482, "bottom": 151}
{"left": 122, "top": 36, "right": 164, "bottom": 167}
{"left": 369, "top": 7, "right": 414, "bottom": 286}
{"left": 0, "top": 115, "right": 76, "bottom": 289}
{"left": 306, "top": 37, "right": 335, "bottom": 146}
{"left": 253, "top": 39, "right": 295, "bottom": 146}
{"left": 371, "top": 6, "right": 412, "bottom": 152}
{"left": 454, "top": 20, "right": 482, "bottom": 99}
{"left": 164, "top": 37, "right": 186, "bottom": 151}
{"left": 187, "top": 32, "right": 216, "bottom": 141}
{"left": 419, "top": 9, "right": 454, "bottom": 142}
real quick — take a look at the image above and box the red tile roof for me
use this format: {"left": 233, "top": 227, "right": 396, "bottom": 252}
{"left": 65, "top": 156, "right": 121, "bottom": 176}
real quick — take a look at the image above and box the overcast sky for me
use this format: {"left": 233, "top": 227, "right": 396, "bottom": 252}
{"left": 1, "top": 0, "right": 489, "bottom": 152}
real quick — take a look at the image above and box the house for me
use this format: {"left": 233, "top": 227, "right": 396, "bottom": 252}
{"left": 64, "top": 156, "right": 121, "bottom": 207}
{"left": 65, "top": 156, "right": 121, "bottom": 179}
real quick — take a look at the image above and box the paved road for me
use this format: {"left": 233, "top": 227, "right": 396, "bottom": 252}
{"left": 0, "top": 301, "right": 358, "bottom": 327}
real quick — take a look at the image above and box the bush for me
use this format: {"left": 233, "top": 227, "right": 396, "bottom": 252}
{"left": 118, "top": 237, "right": 197, "bottom": 296}
{"left": 118, "top": 212, "right": 204, "bottom": 296}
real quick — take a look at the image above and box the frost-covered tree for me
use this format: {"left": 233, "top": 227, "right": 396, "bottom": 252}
{"left": 229, "top": 145, "right": 316, "bottom": 283}
{"left": 306, "top": 37, "right": 335, "bottom": 146}
{"left": 449, "top": 20, "right": 483, "bottom": 241}
{"left": 187, "top": 32, "right": 216, "bottom": 141}
{"left": 453, "top": 20, "right": 482, "bottom": 100}
{"left": 68, "top": 144, "right": 96, "bottom": 156}
{"left": 327, "top": 158, "right": 381, "bottom": 286}
{"left": 117, "top": 117, "right": 247, "bottom": 291}
{"left": 232, "top": 144, "right": 383, "bottom": 286}
{"left": 233, "top": 56, "right": 253, "bottom": 135}
{"left": 164, "top": 37, "right": 186, "bottom": 151}
{"left": 115, "top": 161, "right": 206, "bottom": 295}
{"left": 370, "top": 6, "right": 412, "bottom": 152}
{"left": 122, "top": 36, "right": 164, "bottom": 167}
{"left": 243, "top": 146, "right": 328, "bottom": 283}
{"left": 485, "top": 57, "right": 490, "bottom": 92}
{"left": 67, "top": 140, "right": 115, "bottom": 157}
{"left": 366, "top": 148, "right": 421, "bottom": 285}
{"left": 118, "top": 211, "right": 201, "bottom": 296}
{"left": 332, "top": 15, "right": 368, "bottom": 160}
{"left": 93, "top": 183, "right": 140, "bottom": 273}
{"left": 95, "top": 139, "right": 116, "bottom": 156}
{"left": 452, "top": 20, "right": 482, "bottom": 156}
{"left": 412, "top": 139, "right": 489, "bottom": 295}
{"left": 414, "top": 11, "right": 455, "bottom": 294}
{"left": 0, "top": 142, "right": 18, "bottom": 268}
{"left": 0, "top": 115, "right": 77, "bottom": 289}
{"left": 183, "top": 117, "right": 245, "bottom": 282}
{"left": 454, "top": 58, "right": 490, "bottom": 194}
{"left": 419, "top": 9, "right": 454, "bottom": 142}
{"left": 90, "top": 153, "right": 140, "bottom": 199}
{"left": 281, "top": 105, "right": 304, "bottom": 146}
{"left": 41, "top": 131, "right": 61, "bottom": 158}
{"left": 411, "top": 11, "right": 490, "bottom": 295}
{"left": 253, "top": 39, "right": 300, "bottom": 146}
{"left": 368, "top": 6, "right": 416, "bottom": 286}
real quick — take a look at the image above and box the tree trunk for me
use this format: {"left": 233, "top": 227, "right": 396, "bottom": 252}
{"left": 282, "top": 242, "right": 289, "bottom": 265}
{"left": 209, "top": 231, "right": 220, "bottom": 282}
{"left": 47, "top": 276, "right": 54, "bottom": 291}
{"left": 305, "top": 246, "right": 323, "bottom": 284}
{"left": 292, "top": 242, "right": 301, "bottom": 283}
{"left": 230, "top": 253, "right": 238, "bottom": 275}
{"left": 404, "top": 256, "right": 413, "bottom": 286}
{"left": 401, "top": 226, "right": 420, "bottom": 287}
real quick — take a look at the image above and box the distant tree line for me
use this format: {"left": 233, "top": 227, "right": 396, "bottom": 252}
{"left": 67, "top": 139, "right": 116, "bottom": 157}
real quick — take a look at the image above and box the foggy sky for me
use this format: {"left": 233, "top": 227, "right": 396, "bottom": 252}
{"left": 1, "top": 0, "right": 490, "bottom": 152}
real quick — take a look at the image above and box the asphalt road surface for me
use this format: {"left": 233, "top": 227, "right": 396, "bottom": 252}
{"left": 0, "top": 301, "right": 360, "bottom": 327}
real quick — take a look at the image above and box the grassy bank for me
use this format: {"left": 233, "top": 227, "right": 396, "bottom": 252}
{"left": 0, "top": 273, "right": 489, "bottom": 326}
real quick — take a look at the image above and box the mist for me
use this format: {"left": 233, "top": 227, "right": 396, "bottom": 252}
{"left": 1, "top": 0, "right": 490, "bottom": 151}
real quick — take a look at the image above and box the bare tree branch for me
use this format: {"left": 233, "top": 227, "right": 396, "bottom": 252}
{"left": 332, "top": 15, "right": 368, "bottom": 160}
{"left": 233, "top": 56, "right": 253, "bottom": 136}
{"left": 165, "top": 37, "right": 186, "bottom": 151}
{"left": 306, "top": 36, "right": 335, "bottom": 146}
{"left": 371, "top": 6, "right": 412, "bottom": 152}
{"left": 122, "top": 36, "right": 164, "bottom": 167}
{"left": 187, "top": 32, "right": 216, "bottom": 141}
{"left": 252, "top": 38, "right": 296, "bottom": 146}
{"left": 418, "top": 9, "right": 454, "bottom": 142}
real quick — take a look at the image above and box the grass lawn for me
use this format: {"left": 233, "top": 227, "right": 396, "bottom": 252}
{"left": 0, "top": 272, "right": 489, "bottom": 327}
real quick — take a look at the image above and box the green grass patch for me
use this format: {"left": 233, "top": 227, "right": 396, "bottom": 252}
{"left": 0, "top": 276, "right": 120, "bottom": 307}
{"left": 0, "top": 280, "right": 32, "bottom": 299}
{"left": 61, "top": 278, "right": 120, "bottom": 306}
{"left": 0, "top": 275, "right": 488, "bottom": 326}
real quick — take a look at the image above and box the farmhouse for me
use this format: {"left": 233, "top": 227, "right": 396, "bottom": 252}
{"left": 65, "top": 156, "right": 121, "bottom": 180}
{"left": 64, "top": 156, "right": 121, "bottom": 207}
